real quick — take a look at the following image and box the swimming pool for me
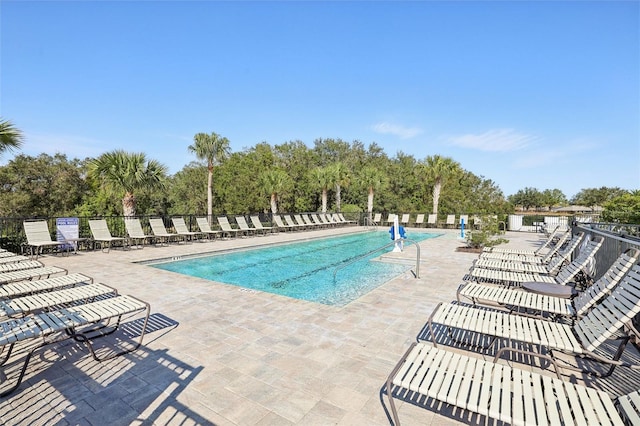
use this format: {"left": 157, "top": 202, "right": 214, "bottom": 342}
{"left": 150, "top": 231, "right": 439, "bottom": 306}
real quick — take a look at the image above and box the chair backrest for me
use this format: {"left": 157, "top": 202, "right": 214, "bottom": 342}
{"left": 401, "top": 214, "right": 410, "bottom": 224}
{"left": 250, "top": 216, "right": 266, "bottom": 229}
{"left": 427, "top": 214, "right": 437, "bottom": 224}
{"left": 172, "top": 217, "right": 190, "bottom": 233}
{"left": 301, "top": 214, "right": 314, "bottom": 225}
{"left": 310, "top": 214, "right": 323, "bottom": 225}
{"left": 575, "top": 248, "right": 640, "bottom": 316}
{"left": 415, "top": 214, "right": 424, "bottom": 224}
{"left": 89, "top": 219, "right": 114, "bottom": 239}
{"left": 196, "top": 217, "right": 214, "bottom": 232}
{"left": 294, "top": 214, "right": 307, "bottom": 225}
{"left": 24, "top": 221, "right": 54, "bottom": 244}
{"left": 217, "top": 216, "right": 234, "bottom": 231}
{"left": 542, "top": 232, "right": 582, "bottom": 263}
{"left": 446, "top": 215, "right": 455, "bottom": 225}
{"left": 386, "top": 214, "right": 397, "bottom": 223}
{"left": 124, "top": 218, "right": 147, "bottom": 238}
{"left": 273, "top": 215, "right": 287, "bottom": 228}
{"left": 149, "top": 218, "right": 171, "bottom": 236}
{"left": 459, "top": 215, "right": 469, "bottom": 225}
{"left": 575, "top": 263, "right": 640, "bottom": 352}
{"left": 283, "top": 215, "right": 297, "bottom": 226}
{"left": 373, "top": 213, "right": 382, "bottom": 222}
{"left": 235, "top": 216, "right": 251, "bottom": 230}
{"left": 553, "top": 235, "right": 602, "bottom": 282}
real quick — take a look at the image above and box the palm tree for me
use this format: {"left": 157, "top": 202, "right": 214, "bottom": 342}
{"left": 259, "top": 169, "right": 290, "bottom": 213}
{"left": 424, "top": 155, "right": 459, "bottom": 216}
{"left": 0, "top": 118, "right": 24, "bottom": 156}
{"left": 331, "top": 162, "right": 350, "bottom": 212}
{"left": 88, "top": 150, "right": 167, "bottom": 217}
{"left": 358, "top": 166, "right": 386, "bottom": 221}
{"left": 310, "top": 166, "right": 334, "bottom": 213}
{"left": 188, "top": 132, "right": 231, "bottom": 222}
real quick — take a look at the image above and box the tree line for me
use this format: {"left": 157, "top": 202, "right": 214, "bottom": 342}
{"left": 0, "top": 119, "right": 636, "bottom": 222}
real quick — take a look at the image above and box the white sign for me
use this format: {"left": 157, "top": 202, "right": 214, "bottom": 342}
{"left": 56, "top": 217, "right": 79, "bottom": 250}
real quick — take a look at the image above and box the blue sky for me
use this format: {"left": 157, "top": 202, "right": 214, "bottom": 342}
{"left": 1, "top": 1, "right": 638, "bottom": 199}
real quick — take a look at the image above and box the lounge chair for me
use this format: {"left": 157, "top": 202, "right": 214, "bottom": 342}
{"left": 479, "top": 229, "right": 573, "bottom": 262}
{"left": 0, "top": 253, "right": 29, "bottom": 264}
{"left": 459, "top": 214, "right": 469, "bottom": 228}
{"left": 235, "top": 216, "right": 257, "bottom": 236}
{"left": 384, "top": 342, "right": 633, "bottom": 426}
{"left": 296, "top": 214, "right": 317, "bottom": 229}
{"left": 483, "top": 226, "right": 567, "bottom": 255}
{"left": 423, "top": 263, "right": 640, "bottom": 377}
{"left": 217, "top": 216, "right": 243, "bottom": 238}
{"left": 88, "top": 219, "right": 127, "bottom": 252}
{"left": 284, "top": 214, "right": 306, "bottom": 230}
{"left": 385, "top": 214, "right": 397, "bottom": 225}
{"left": 338, "top": 213, "right": 357, "bottom": 225}
{"left": 445, "top": 214, "right": 456, "bottom": 228}
{"left": 148, "top": 218, "right": 179, "bottom": 245}
{"left": 0, "top": 265, "right": 67, "bottom": 285}
{"left": 195, "top": 217, "right": 221, "bottom": 240}
{"left": 0, "top": 282, "right": 117, "bottom": 318}
{"left": 250, "top": 215, "right": 274, "bottom": 235}
{"left": 172, "top": 217, "right": 204, "bottom": 242}
{"left": 0, "top": 260, "right": 46, "bottom": 273}
{"left": 317, "top": 213, "right": 334, "bottom": 227}
{"left": 124, "top": 218, "right": 154, "bottom": 248}
{"left": 471, "top": 233, "right": 593, "bottom": 274}
{"left": 273, "top": 215, "right": 294, "bottom": 232}
{"left": 372, "top": 213, "right": 382, "bottom": 224}
{"left": 466, "top": 237, "right": 602, "bottom": 287}
{"left": 414, "top": 214, "right": 424, "bottom": 227}
{"left": 426, "top": 214, "right": 437, "bottom": 228}
{"left": 0, "top": 272, "right": 93, "bottom": 299}
{"left": 457, "top": 248, "right": 640, "bottom": 319}
{"left": 300, "top": 214, "right": 321, "bottom": 229}
{"left": 23, "top": 220, "right": 64, "bottom": 259}
{"left": 310, "top": 214, "right": 327, "bottom": 228}
{"left": 0, "top": 294, "right": 149, "bottom": 396}
{"left": 400, "top": 214, "right": 410, "bottom": 226}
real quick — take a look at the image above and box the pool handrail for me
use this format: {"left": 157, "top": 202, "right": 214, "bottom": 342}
{"left": 332, "top": 238, "right": 421, "bottom": 281}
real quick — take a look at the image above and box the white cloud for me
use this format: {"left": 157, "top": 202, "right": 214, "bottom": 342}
{"left": 448, "top": 128, "right": 536, "bottom": 152}
{"left": 372, "top": 122, "right": 422, "bottom": 139}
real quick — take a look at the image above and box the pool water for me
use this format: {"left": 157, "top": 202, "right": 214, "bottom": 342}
{"left": 150, "top": 231, "right": 439, "bottom": 306}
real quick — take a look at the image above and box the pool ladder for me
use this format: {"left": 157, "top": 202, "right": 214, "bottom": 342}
{"left": 332, "top": 238, "right": 421, "bottom": 281}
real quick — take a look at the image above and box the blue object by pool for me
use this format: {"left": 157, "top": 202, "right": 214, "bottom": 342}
{"left": 150, "top": 231, "right": 439, "bottom": 306}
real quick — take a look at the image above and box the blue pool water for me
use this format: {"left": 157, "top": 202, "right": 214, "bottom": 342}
{"left": 150, "top": 231, "right": 439, "bottom": 306}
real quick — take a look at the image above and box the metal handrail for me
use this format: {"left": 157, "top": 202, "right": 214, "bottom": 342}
{"left": 333, "top": 238, "right": 421, "bottom": 282}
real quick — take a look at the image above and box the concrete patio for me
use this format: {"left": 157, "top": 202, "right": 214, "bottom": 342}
{"left": 0, "top": 228, "right": 637, "bottom": 425}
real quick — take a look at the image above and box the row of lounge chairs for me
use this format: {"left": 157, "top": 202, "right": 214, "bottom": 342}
{"left": 372, "top": 213, "right": 491, "bottom": 229}
{"left": 383, "top": 229, "right": 640, "bottom": 424}
{"left": 0, "top": 249, "right": 150, "bottom": 396}
{"left": 23, "top": 213, "right": 357, "bottom": 255}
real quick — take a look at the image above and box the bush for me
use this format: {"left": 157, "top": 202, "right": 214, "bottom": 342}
{"left": 465, "top": 215, "right": 509, "bottom": 249}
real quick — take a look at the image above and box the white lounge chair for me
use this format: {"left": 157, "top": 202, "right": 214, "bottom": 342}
{"left": 424, "top": 263, "right": 640, "bottom": 377}
{"left": 217, "top": 216, "right": 243, "bottom": 238}
{"left": 89, "top": 219, "right": 127, "bottom": 252}
{"left": 273, "top": 215, "right": 295, "bottom": 232}
{"left": 414, "top": 214, "right": 424, "bottom": 227}
{"left": 0, "top": 272, "right": 93, "bottom": 299}
{"left": 195, "top": 217, "right": 221, "bottom": 240}
{"left": 23, "top": 220, "right": 64, "bottom": 259}
{"left": 148, "top": 218, "right": 179, "bottom": 245}
{"left": 250, "top": 215, "right": 273, "bottom": 235}
{"left": 458, "top": 248, "right": 640, "bottom": 319}
{"left": 427, "top": 214, "right": 437, "bottom": 228}
{"left": 0, "top": 265, "right": 67, "bottom": 285}
{"left": 445, "top": 214, "right": 456, "bottom": 228}
{"left": 172, "top": 217, "right": 204, "bottom": 242}
{"left": 124, "top": 218, "right": 154, "bottom": 248}
{"left": 235, "top": 216, "right": 257, "bottom": 236}
{"left": 0, "top": 294, "right": 149, "bottom": 396}
{"left": 385, "top": 342, "right": 632, "bottom": 425}
{"left": 400, "top": 214, "right": 410, "bottom": 226}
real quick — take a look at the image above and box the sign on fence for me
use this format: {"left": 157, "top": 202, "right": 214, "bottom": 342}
{"left": 56, "top": 217, "right": 79, "bottom": 250}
